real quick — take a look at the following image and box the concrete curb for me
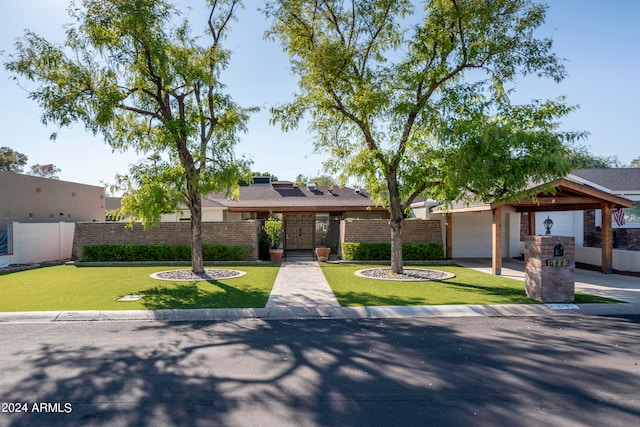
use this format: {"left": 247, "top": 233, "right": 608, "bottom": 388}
{"left": 1, "top": 302, "right": 637, "bottom": 324}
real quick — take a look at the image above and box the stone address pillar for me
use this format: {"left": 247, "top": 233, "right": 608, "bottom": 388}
{"left": 524, "top": 235, "right": 575, "bottom": 303}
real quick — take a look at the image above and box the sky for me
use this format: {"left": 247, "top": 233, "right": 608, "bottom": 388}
{"left": 0, "top": 0, "right": 639, "bottom": 190}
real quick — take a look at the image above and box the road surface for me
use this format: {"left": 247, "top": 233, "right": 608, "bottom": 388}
{"left": 1, "top": 315, "right": 639, "bottom": 426}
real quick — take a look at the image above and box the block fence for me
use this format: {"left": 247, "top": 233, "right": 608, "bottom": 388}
{"left": 341, "top": 219, "right": 442, "bottom": 244}
{"left": 72, "top": 219, "right": 443, "bottom": 261}
{"left": 72, "top": 222, "right": 261, "bottom": 261}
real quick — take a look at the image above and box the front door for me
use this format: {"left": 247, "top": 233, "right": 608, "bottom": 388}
{"left": 284, "top": 214, "right": 314, "bottom": 250}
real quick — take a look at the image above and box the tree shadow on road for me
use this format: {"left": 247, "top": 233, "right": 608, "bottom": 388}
{"left": 2, "top": 315, "right": 640, "bottom": 426}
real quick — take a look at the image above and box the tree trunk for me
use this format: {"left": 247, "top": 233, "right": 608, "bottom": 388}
{"left": 189, "top": 193, "right": 204, "bottom": 274}
{"left": 390, "top": 216, "right": 403, "bottom": 274}
{"left": 386, "top": 170, "right": 404, "bottom": 274}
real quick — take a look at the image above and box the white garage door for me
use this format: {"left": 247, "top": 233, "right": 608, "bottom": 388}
{"left": 453, "top": 211, "right": 493, "bottom": 258}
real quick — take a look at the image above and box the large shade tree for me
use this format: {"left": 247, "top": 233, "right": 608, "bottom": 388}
{"left": 266, "top": 0, "right": 584, "bottom": 273}
{"left": 6, "top": 0, "right": 253, "bottom": 273}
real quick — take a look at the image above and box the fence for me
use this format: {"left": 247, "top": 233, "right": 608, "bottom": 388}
{"left": 0, "top": 222, "right": 75, "bottom": 265}
{"left": 341, "top": 218, "right": 443, "bottom": 244}
{"left": 72, "top": 222, "right": 261, "bottom": 261}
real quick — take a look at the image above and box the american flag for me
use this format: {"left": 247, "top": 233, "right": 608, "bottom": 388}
{"left": 613, "top": 208, "right": 625, "bottom": 226}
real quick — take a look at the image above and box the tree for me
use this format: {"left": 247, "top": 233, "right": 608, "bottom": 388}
{"left": 239, "top": 171, "right": 279, "bottom": 185}
{"left": 0, "top": 147, "right": 28, "bottom": 172}
{"left": 6, "top": 0, "right": 253, "bottom": 273}
{"left": 628, "top": 156, "right": 640, "bottom": 168}
{"left": 28, "top": 163, "right": 61, "bottom": 179}
{"left": 294, "top": 174, "right": 335, "bottom": 187}
{"left": 567, "top": 144, "right": 620, "bottom": 169}
{"left": 266, "top": 0, "right": 583, "bottom": 273}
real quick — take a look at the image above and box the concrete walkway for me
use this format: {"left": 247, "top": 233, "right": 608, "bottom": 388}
{"left": 456, "top": 258, "right": 640, "bottom": 305}
{"left": 266, "top": 261, "right": 340, "bottom": 308}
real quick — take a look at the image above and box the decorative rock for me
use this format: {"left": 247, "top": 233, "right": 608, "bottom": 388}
{"left": 355, "top": 268, "right": 455, "bottom": 282}
{"left": 150, "top": 269, "right": 246, "bottom": 282}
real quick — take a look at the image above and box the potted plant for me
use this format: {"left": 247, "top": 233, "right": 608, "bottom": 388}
{"left": 262, "top": 216, "right": 283, "bottom": 262}
{"left": 315, "top": 246, "right": 330, "bottom": 262}
{"left": 315, "top": 232, "right": 330, "bottom": 261}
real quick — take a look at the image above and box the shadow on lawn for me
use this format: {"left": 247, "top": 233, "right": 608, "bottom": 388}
{"left": 136, "top": 280, "right": 270, "bottom": 310}
{"left": 334, "top": 279, "right": 537, "bottom": 307}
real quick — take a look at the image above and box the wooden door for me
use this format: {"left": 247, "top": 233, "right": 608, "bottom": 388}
{"left": 285, "top": 214, "right": 314, "bottom": 250}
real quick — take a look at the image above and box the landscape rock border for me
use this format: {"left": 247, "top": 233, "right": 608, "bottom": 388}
{"left": 150, "top": 269, "right": 247, "bottom": 282}
{"left": 355, "top": 267, "right": 455, "bottom": 282}
{"left": 0, "top": 263, "right": 40, "bottom": 274}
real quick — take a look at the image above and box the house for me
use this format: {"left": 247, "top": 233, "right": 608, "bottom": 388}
{"left": 106, "top": 178, "right": 389, "bottom": 255}
{"left": 0, "top": 171, "right": 105, "bottom": 229}
{"left": 0, "top": 171, "right": 105, "bottom": 263}
{"left": 202, "top": 179, "right": 388, "bottom": 253}
{"left": 423, "top": 170, "right": 637, "bottom": 274}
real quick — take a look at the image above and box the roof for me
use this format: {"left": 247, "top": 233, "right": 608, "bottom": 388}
{"left": 206, "top": 184, "right": 386, "bottom": 212}
{"left": 431, "top": 178, "right": 633, "bottom": 214}
{"left": 570, "top": 168, "right": 640, "bottom": 194}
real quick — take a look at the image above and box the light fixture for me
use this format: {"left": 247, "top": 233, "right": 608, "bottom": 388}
{"left": 543, "top": 216, "right": 553, "bottom": 235}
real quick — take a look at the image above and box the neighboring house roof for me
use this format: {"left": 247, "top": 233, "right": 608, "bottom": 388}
{"left": 208, "top": 182, "right": 385, "bottom": 212}
{"left": 570, "top": 168, "right": 640, "bottom": 195}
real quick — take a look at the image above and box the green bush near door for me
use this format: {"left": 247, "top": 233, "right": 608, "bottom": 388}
{"left": 341, "top": 242, "right": 444, "bottom": 261}
{"left": 81, "top": 244, "right": 253, "bottom": 262}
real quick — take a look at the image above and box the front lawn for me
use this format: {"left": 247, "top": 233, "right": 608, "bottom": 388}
{"left": 0, "top": 264, "right": 279, "bottom": 311}
{"left": 320, "top": 263, "right": 619, "bottom": 306}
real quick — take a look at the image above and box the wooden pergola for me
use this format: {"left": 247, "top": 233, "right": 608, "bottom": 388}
{"left": 444, "top": 179, "right": 633, "bottom": 275}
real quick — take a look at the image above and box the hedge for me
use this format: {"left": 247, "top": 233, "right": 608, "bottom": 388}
{"left": 81, "top": 244, "right": 253, "bottom": 262}
{"left": 341, "top": 242, "right": 444, "bottom": 261}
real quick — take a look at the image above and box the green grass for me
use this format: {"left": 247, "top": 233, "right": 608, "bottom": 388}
{"left": 0, "top": 263, "right": 619, "bottom": 312}
{"left": 0, "top": 264, "right": 280, "bottom": 311}
{"left": 320, "top": 263, "right": 620, "bottom": 307}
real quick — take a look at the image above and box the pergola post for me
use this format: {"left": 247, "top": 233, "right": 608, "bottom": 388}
{"left": 446, "top": 212, "right": 453, "bottom": 259}
{"left": 528, "top": 210, "right": 536, "bottom": 236}
{"left": 601, "top": 203, "right": 613, "bottom": 274}
{"left": 492, "top": 206, "right": 502, "bottom": 275}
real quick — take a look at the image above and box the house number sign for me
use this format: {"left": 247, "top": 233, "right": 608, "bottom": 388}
{"left": 547, "top": 258, "right": 570, "bottom": 267}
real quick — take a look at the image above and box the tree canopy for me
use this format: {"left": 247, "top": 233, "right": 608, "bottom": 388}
{"left": 266, "top": 0, "right": 584, "bottom": 273}
{"left": 567, "top": 144, "right": 620, "bottom": 169}
{"left": 6, "top": 0, "right": 253, "bottom": 273}
{"left": 28, "top": 163, "right": 61, "bottom": 179}
{"left": 0, "top": 147, "right": 28, "bottom": 172}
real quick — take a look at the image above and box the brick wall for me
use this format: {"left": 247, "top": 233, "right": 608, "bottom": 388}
{"left": 628, "top": 229, "right": 640, "bottom": 251}
{"left": 341, "top": 219, "right": 442, "bottom": 244}
{"left": 72, "top": 221, "right": 260, "bottom": 260}
{"left": 524, "top": 235, "right": 575, "bottom": 303}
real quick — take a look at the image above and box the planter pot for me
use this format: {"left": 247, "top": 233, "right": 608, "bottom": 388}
{"left": 269, "top": 249, "right": 284, "bottom": 262}
{"left": 315, "top": 246, "right": 330, "bottom": 262}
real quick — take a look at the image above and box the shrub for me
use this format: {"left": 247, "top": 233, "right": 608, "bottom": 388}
{"left": 81, "top": 244, "right": 253, "bottom": 262}
{"left": 341, "top": 242, "right": 444, "bottom": 261}
{"left": 262, "top": 216, "right": 283, "bottom": 249}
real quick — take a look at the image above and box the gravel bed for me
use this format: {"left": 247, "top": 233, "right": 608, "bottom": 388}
{"left": 355, "top": 268, "right": 455, "bottom": 282}
{"left": 150, "top": 269, "right": 246, "bottom": 282}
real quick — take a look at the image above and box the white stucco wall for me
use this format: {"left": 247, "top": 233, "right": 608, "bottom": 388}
{"left": 0, "top": 222, "right": 75, "bottom": 265}
{"left": 160, "top": 208, "right": 225, "bottom": 222}
{"left": 536, "top": 211, "right": 584, "bottom": 245}
{"left": 576, "top": 246, "right": 640, "bottom": 272}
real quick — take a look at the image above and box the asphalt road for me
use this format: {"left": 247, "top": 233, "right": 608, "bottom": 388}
{"left": 1, "top": 315, "right": 639, "bottom": 427}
